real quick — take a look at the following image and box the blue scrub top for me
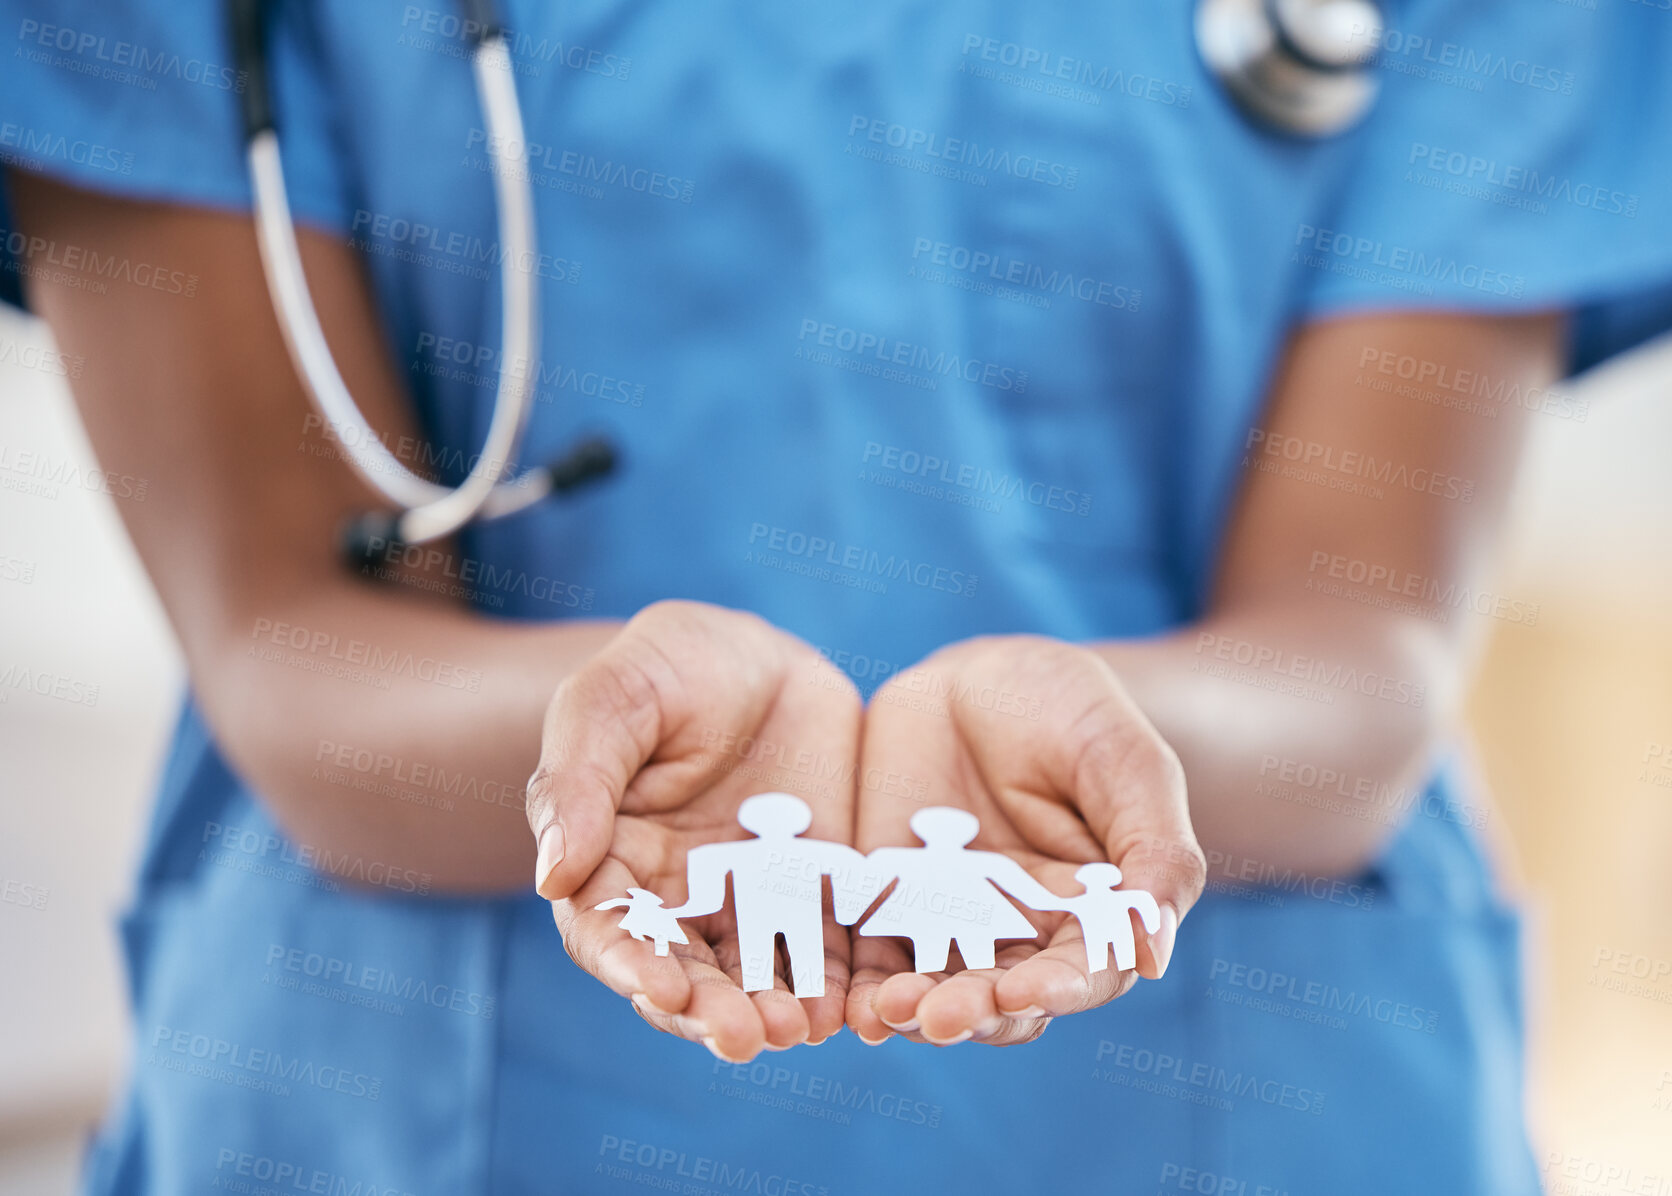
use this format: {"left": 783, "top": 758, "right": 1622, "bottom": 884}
{"left": 5, "top": 1, "right": 1672, "bottom": 1192}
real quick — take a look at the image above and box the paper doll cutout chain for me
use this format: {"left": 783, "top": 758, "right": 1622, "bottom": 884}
{"left": 593, "top": 793, "right": 1161, "bottom": 994}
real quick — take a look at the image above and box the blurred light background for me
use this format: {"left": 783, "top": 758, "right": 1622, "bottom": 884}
{"left": 1, "top": 303, "right": 1668, "bottom": 1193}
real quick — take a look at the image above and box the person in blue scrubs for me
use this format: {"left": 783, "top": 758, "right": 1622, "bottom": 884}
{"left": 4, "top": 0, "right": 1671, "bottom": 1191}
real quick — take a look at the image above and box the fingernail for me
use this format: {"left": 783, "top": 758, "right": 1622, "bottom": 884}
{"left": 922, "top": 1028, "right": 973, "bottom": 1046}
{"left": 879, "top": 1015, "right": 919, "bottom": 1033}
{"left": 1150, "top": 903, "right": 1179, "bottom": 979}
{"left": 1001, "top": 1004, "right": 1047, "bottom": 1021}
{"left": 534, "top": 822, "right": 566, "bottom": 896}
{"left": 856, "top": 1032, "right": 889, "bottom": 1047}
{"left": 702, "top": 1036, "right": 751, "bottom": 1065}
{"left": 805, "top": 1035, "right": 829, "bottom": 1047}
{"left": 631, "top": 992, "right": 671, "bottom": 1018}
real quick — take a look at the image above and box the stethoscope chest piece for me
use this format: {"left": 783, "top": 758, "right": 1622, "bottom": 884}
{"left": 1197, "top": 0, "right": 1383, "bottom": 138}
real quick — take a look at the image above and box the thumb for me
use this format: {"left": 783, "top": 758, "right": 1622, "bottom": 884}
{"left": 1072, "top": 729, "right": 1206, "bottom": 981}
{"left": 526, "top": 654, "right": 663, "bottom": 900}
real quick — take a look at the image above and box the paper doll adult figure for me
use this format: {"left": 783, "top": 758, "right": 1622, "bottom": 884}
{"left": 859, "top": 806, "right": 1065, "bottom": 973}
{"left": 662, "top": 792, "right": 870, "bottom": 998}
{"left": 1063, "top": 862, "right": 1161, "bottom": 974}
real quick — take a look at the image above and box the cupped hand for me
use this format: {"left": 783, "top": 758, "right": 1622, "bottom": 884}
{"left": 845, "top": 636, "right": 1206, "bottom": 1047}
{"left": 526, "top": 600, "right": 861, "bottom": 1063}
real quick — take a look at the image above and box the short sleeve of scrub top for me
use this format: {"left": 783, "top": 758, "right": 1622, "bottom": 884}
{"left": 3, "top": 2, "right": 1672, "bottom": 1195}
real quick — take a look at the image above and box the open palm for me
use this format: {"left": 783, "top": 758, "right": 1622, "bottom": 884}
{"left": 527, "top": 601, "right": 861, "bottom": 1061}
{"left": 847, "top": 636, "right": 1206, "bottom": 1047}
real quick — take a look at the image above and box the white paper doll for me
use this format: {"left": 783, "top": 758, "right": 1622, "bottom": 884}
{"left": 593, "top": 887, "right": 689, "bottom": 957}
{"left": 857, "top": 806, "right": 1065, "bottom": 972}
{"left": 653, "top": 792, "right": 868, "bottom": 997}
{"left": 1062, "top": 862, "right": 1161, "bottom": 974}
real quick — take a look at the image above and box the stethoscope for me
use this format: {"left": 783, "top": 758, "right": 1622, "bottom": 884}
{"left": 229, "top": 0, "right": 1382, "bottom": 562}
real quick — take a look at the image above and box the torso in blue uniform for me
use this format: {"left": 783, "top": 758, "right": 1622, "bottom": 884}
{"left": 7, "top": 0, "right": 1671, "bottom": 1191}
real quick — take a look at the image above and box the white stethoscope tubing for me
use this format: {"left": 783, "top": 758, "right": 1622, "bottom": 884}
{"left": 247, "top": 33, "right": 549, "bottom": 545}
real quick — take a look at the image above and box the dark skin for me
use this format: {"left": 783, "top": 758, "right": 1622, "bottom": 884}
{"left": 13, "top": 171, "right": 1561, "bottom": 1060}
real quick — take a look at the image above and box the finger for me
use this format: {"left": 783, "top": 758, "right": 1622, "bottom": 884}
{"left": 913, "top": 970, "right": 1000, "bottom": 1045}
{"left": 747, "top": 939, "right": 812, "bottom": 1051}
{"left": 632, "top": 960, "right": 772, "bottom": 1063}
{"left": 1067, "top": 700, "right": 1207, "bottom": 979}
{"left": 845, "top": 932, "right": 914, "bottom": 1043}
{"left": 751, "top": 987, "right": 811, "bottom": 1051}
{"left": 527, "top": 650, "right": 666, "bottom": 900}
{"left": 702, "top": 924, "right": 812, "bottom": 1053}
{"left": 906, "top": 969, "right": 1053, "bottom": 1047}
{"left": 566, "top": 861, "right": 771, "bottom": 1061}
{"left": 552, "top": 859, "right": 693, "bottom": 1015}
{"left": 871, "top": 970, "right": 941, "bottom": 1036}
{"left": 801, "top": 921, "right": 853, "bottom": 1045}
{"left": 992, "top": 935, "right": 1136, "bottom": 1020}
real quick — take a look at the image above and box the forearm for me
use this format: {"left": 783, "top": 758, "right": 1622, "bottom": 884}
{"left": 196, "top": 581, "right": 620, "bottom": 894}
{"left": 1093, "top": 312, "right": 1559, "bottom": 879}
{"left": 1094, "top": 606, "right": 1454, "bottom": 877}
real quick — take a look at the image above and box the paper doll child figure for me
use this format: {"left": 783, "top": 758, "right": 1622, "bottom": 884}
{"left": 661, "top": 792, "right": 869, "bottom": 998}
{"left": 859, "top": 806, "right": 1065, "bottom": 973}
{"left": 593, "top": 888, "right": 689, "bottom": 957}
{"left": 1064, "top": 862, "right": 1161, "bottom": 975}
